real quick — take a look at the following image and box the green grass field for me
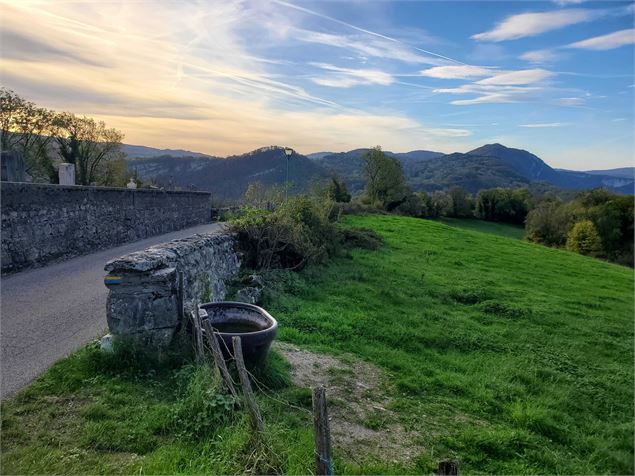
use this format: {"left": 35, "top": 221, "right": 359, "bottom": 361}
{"left": 438, "top": 217, "right": 526, "bottom": 240}
{"left": 2, "top": 214, "right": 633, "bottom": 474}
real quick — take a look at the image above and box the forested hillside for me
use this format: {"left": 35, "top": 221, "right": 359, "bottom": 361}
{"left": 128, "top": 143, "right": 633, "bottom": 198}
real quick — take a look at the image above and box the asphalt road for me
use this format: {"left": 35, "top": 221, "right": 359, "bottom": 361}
{"left": 0, "top": 222, "right": 224, "bottom": 399}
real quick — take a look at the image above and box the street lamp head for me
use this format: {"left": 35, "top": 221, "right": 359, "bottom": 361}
{"left": 284, "top": 147, "right": 293, "bottom": 157}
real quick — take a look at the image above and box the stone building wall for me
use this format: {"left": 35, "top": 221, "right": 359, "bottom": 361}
{"left": 103, "top": 231, "right": 240, "bottom": 347}
{"left": 1, "top": 182, "right": 212, "bottom": 273}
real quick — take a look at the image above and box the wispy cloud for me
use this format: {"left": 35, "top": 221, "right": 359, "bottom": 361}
{"left": 552, "top": 0, "right": 586, "bottom": 5}
{"left": 309, "top": 63, "right": 394, "bottom": 88}
{"left": 519, "top": 122, "right": 567, "bottom": 128}
{"left": 419, "top": 65, "right": 495, "bottom": 79}
{"left": 433, "top": 68, "right": 555, "bottom": 105}
{"left": 292, "top": 28, "right": 446, "bottom": 65}
{"left": 520, "top": 49, "right": 561, "bottom": 64}
{"left": 477, "top": 69, "right": 554, "bottom": 85}
{"left": 555, "top": 97, "right": 585, "bottom": 106}
{"left": 473, "top": 9, "right": 598, "bottom": 42}
{"left": 566, "top": 28, "right": 635, "bottom": 50}
{"left": 274, "top": 0, "right": 462, "bottom": 65}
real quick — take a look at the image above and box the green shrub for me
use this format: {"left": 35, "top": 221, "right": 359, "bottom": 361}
{"left": 395, "top": 192, "right": 426, "bottom": 217}
{"left": 566, "top": 220, "right": 603, "bottom": 256}
{"left": 327, "top": 177, "right": 351, "bottom": 203}
{"left": 525, "top": 200, "right": 576, "bottom": 246}
{"left": 340, "top": 227, "right": 384, "bottom": 250}
{"left": 231, "top": 195, "right": 339, "bottom": 270}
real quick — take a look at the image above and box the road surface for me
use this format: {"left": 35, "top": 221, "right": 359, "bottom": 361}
{"left": 1, "top": 222, "right": 224, "bottom": 399}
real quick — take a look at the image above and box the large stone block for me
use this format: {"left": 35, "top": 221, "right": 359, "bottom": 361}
{"left": 103, "top": 231, "right": 240, "bottom": 349}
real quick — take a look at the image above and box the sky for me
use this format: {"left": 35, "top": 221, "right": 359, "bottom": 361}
{"left": 0, "top": 0, "right": 633, "bottom": 170}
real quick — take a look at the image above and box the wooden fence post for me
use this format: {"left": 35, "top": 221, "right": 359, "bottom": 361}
{"left": 438, "top": 460, "right": 459, "bottom": 475}
{"left": 192, "top": 305, "right": 205, "bottom": 362}
{"left": 202, "top": 319, "right": 239, "bottom": 401}
{"left": 312, "top": 386, "right": 333, "bottom": 475}
{"left": 232, "top": 336, "right": 264, "bottom": 433}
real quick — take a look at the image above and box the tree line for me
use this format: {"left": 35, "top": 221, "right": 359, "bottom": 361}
{"left": 0, "top": 89, "right": 128, "bottom": 186}
{"left": 327, "top": 147, "right": 633, "bottom": 266}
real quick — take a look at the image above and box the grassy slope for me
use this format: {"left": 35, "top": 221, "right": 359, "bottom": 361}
{"left": 271, "top": 214, "right": 633, "bottom": 474}
{"left": 438, "top": 217, "right": 526, "bottom": 240}
{"left": 2, "top": 214, "right": 633, "bottom": 474}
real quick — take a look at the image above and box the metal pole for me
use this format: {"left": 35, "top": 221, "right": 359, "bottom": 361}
{"left": 285, "top": 153, "right": 289, "bottom": 201}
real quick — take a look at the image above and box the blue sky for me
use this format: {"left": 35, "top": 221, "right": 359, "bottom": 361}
{"left": 1, "top": 0, "right": 633, "bottom": 169}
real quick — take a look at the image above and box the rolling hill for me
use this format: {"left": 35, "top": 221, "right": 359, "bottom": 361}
{"left": 316, "top": 144, "right": 633, "bottom": 194}
{"left": 128, "top": 146, "right": 328, "bottom": 200}
{"left": 122, "top": 144, "right": 212, "bottom": 159}
{"left": 127, "top": 143, "right": 633, "bottom": 199}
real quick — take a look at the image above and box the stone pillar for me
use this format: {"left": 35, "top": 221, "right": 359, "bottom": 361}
{"left": 58, "top": 163, "right": 75, "bottom": 185}
{"left": 0, "top": 151, "right": 26, "bottom": 182}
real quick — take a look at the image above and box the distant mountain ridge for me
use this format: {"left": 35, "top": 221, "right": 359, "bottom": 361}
{"left": 580, "top": 167, "right": 635, "bottom": 179}
{"left": 128, "top": 146, "right": 327, "bottom": 199}
{"left": 127, "top": 143, "right": 633, "bottom": 199}
{"left": 122, "top": 144, "right": 212, "bottom": 159}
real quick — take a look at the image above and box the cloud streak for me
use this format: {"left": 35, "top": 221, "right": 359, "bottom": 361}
{"left": 566, "top": 28, "right": 635, "bottom": 50}
{"left": 519, "top": 122, "right": 567, "bottom": 128}
{"left": 419, "top": 65, "right": 495, "bottom": 79}
{"left": 473, "top": 9, "right": 598, "bottom": 42}
{"left": 309, "top": 63, "right": 394, "bottom": 88}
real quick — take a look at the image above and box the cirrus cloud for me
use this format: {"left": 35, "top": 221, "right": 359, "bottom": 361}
{"left": 566, "top": 28, "right": 635, "bottom": 50}
{"left": 419, "top": 65, "right": 495, "bottom": 79}
{"left": 473, "top": 9, "right": 598, "bottom": 42}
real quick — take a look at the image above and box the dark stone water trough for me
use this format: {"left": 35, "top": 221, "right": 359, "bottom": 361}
{"left": 199, "top": 301, "right": 278, "bottom": 366}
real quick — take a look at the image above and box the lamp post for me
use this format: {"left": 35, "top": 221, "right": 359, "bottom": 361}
{"left": 284, "top": 147, "right": 293, "bottom": 200}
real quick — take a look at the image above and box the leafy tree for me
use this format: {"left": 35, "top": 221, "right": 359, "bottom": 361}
{"left": 587, "top": 195, "right": 633, "bottom": 264}
{"left": 243, "top": 182, "right": 284, "bottom": 209}
{"left": 476, "top": 187, "right": 531, "bottom": 224}
{"left": 53, "top": 113, "right": 124, "bottom": 185}
{"left": 448, "top": 186, "right": 473, "bottom": 218}
{"left": 428, "top": 191, "right": 451, "bottom": 218}
{"left": 0, "top": 88, "right": 58, "bottom": 182}
{"left": 327, "top": 177, "right": 351, "bottom": 203}
{"left": 577, "top": 188, "right": 613, "bottom": 208}
{"left": 101, "top": 158, "right": 130, "bottom": 187}
{"left": 566, "top": 220, "right": 603, "bottom": 256}
{"left": 525, "top": 200, "right": 575, "bottom": 246}
{"left": 396, "top": 192, "right": 426, "bottom": 217}
{"left": 361, "top": 146, "right": 409, "bottom": 210}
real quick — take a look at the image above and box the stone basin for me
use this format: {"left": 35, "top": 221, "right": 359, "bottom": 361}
{"left": 199, "top": 301, "right": 278, "bottom": 366}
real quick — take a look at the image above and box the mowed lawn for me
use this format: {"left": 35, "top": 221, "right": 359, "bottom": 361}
{"left": 271, "top": 214, "right": 634, "bottom": 474}
{"left": 2, "top": 214, "right": 632, "bottom": 474}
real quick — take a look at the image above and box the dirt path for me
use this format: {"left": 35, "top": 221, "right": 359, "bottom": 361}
{"left": 276, "top": 342, "right": 423, "bottom": 465}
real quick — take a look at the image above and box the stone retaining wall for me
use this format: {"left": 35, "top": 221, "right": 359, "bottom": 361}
{"left": 1, "top": 182, "right": 212, "bottom": 273}
{"left": 104, "top": 231, "right": 240, "bottom": 347}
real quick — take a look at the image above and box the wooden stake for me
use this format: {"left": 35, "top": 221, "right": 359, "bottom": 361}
{"left": 202, "top": 319, "right": 239, "bottom": 401}
{"left": 232, "top": 336, "right": 264, "bottom": 434}
{"left": 438, "top": 460, "right": 459, "bottom": 475}
{"left": 312, "top": 386, "right": 333, "bottom": 476}
{"left": 192, "top": 306, "right": 205, "bottom": 363}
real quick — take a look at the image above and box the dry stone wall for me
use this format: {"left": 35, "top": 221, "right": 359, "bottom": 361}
{"left": 104, "top": 231, "right": 240, "bottom": 347}
{"left": 1, "top": 182, "right": 212, "bottom": 273}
